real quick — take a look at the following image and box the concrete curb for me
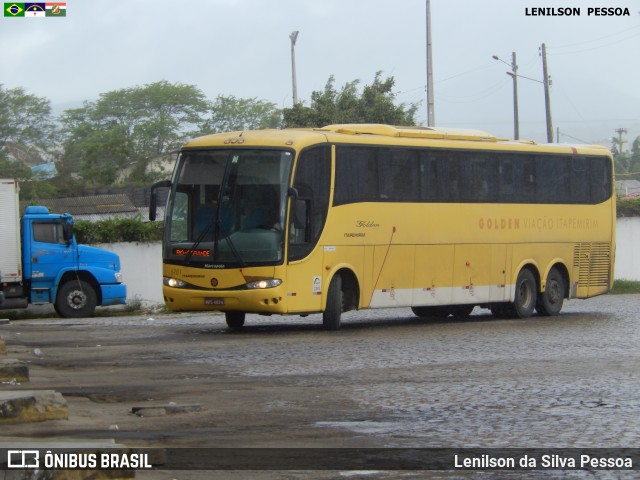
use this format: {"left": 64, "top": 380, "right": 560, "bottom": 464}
{"left": 0, "top": 390, "right": 68, "bottom": 425}
{"left": 0, "top": 358, "right": 29, "bottom": 383}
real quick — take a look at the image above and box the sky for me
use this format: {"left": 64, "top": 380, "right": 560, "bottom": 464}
{"left": 1, "top": 0, "right": 639, "bottom": 146}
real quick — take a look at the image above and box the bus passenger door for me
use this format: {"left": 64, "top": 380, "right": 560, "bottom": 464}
{"left": 285, "top": 145, "right": 332, "bottom": 314}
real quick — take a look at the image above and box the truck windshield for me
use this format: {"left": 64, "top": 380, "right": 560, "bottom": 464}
{"left": 166, "top": 148, "right": 294, "bottom": 267}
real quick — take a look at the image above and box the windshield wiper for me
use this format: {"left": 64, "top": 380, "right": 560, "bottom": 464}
{"left": 184, "top": 221, "right": 214, "bottom": 264}
{"left": 212, "top": 216, "right": 246, "bottom": 268}
{"left": 223, "top": 233, "right": 246, "bottom": 267}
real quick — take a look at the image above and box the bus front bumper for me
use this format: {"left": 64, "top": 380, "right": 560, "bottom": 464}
{"left": 162, "top": 285, "right": 288, "bottom": 314}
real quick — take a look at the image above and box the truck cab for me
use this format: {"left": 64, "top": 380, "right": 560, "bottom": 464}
{"left": 0, "top": 205, "right": 127, "bottom": 318}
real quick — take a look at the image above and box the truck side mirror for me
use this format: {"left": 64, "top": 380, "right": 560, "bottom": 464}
{"left": 63, "top": 222, "right": 74, "bottom": 244}
{"left": 149, "top": 180, "right": 171, "bottom": 221}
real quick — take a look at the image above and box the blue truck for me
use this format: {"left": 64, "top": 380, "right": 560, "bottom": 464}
{"left": 0, "top": 179, "right": 127, "bottom": 318}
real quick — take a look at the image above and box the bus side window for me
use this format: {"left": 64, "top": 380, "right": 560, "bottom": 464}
{"left": 498, "top": 157, "right": 515, "bottom": 202}
{"left": 537, "top": 155, "right": 569, "bottom": 203}
{"left": 288, "top": 146, "right": 331, "bottom": 261}
{"left": 521, "top": 158, "right": 536, "bottom": 203}
{"left": 591, "top": 157, "right": 612, "bottom": 203}
{"left": 571, "top": 156, "right": 590, "bottom": 203}
{"left": 418, "top": 151, "right": 438, "bottom": 202}
{"left": 378, "top": 148, "right": 419, "bottom": 202}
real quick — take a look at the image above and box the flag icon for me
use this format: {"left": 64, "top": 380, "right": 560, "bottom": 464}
{"left": 24, "top": 2, "right": 45, "bottom": 16}
{"left": 45, "top": 2, "right": 65, "bottom": 16}
{"left": 4, "top": 3, "right": 25, "bottom": 16}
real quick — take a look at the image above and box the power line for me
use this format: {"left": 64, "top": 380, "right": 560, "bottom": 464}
{"left": 558, "top": 132, "right": 591, "bottom": 144}
{"left": 549, "top": 31, "right": 640, "bottom": 55}
{"left": 437, "top": 78, "right": 510, "bottom": 103}
{"left": 551, "top": 24, "right": 640, "bottom": 50}
{"left": 435, "top": 63, "right": 494, "bottom": 85}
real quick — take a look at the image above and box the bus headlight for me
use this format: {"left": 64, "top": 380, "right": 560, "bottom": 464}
{"left": 246, "top": 278, "right": 282, "bottom": 289}
{"left": 115, "top": 272, "right": 123, "bottom": 284}
{"left": 164, "top": 277, "right": 188, "bottom": 288}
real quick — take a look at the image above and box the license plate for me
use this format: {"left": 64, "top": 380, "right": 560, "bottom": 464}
{"left": 205, "top": 298, "right": 224, "bottom": 306}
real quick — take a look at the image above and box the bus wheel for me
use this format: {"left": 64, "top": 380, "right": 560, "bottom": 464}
{"left": 55, "top": 279, "right": 97, "bottom": 318}
{"left": 536, "top": 267, "right": 565, "bottom": 316}
{"left": 449, "top": 304, "right": 474, "bottom": 318}
{"left": 490, "top": 303, "right": 511, "bottom": 319}
{"left": 411, "top": 306, "right": 449, "bottom": 318}
{"left": 323, "top": 275, "right": 343, "bottom": 331}
{"left": 510, "top": 269, "right": 537, "bottom": 318}
{"left": 225, "top": 312, "right": 245, "bottom": 330}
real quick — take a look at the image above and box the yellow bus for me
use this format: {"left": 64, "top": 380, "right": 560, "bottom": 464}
{"left": 150, "top": 124, "right": 615, "bottom": 330}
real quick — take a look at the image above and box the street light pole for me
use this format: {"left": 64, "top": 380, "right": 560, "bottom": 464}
{"left": 494, "top": 48, "right": 553, "bottom": 143}
{"left": 511, "top": 52, "right": 519, "bottom": 140}
{"left": 492, "top": 52, "right": 519, "bottom": 140}
{"left": 290, "top": 31, "right": 299, "bottom": 106}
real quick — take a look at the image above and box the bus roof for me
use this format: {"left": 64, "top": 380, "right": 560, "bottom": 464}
{"left": 183, "top": 124, "right": 611, "bottom": 156}
{"left": 321, "top": 124, "right": 500, "bottom": 141}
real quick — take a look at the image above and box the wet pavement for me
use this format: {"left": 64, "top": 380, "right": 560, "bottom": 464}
{"left": 1, "top": 294, "right": 639, "bottom": 478}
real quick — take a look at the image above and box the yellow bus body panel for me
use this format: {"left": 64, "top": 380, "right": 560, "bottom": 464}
{"left": 163, "top": 124, "right": 615, "bottom": 316}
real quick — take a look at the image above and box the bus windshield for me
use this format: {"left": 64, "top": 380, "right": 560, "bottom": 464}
{"left": 166, "top": 148, "right": 294, "bottom": 266}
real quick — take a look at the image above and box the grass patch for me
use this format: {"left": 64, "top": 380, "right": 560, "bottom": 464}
{"left": 610, "top": 279, "right": 640, "bottom": 295}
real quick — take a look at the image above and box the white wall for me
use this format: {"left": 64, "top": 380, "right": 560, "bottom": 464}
{"left": 97, "top": 241, "right": 164, "bottom": 305}
{"left": 98, "top": 217, "right": 640, "bottom": 306}
{"left": 615, "top": 218, "right": 640, "bottom": 281}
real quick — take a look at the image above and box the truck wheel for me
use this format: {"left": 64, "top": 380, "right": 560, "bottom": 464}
{"left": 55, "top": 280, "right": 97, "bottom": 318}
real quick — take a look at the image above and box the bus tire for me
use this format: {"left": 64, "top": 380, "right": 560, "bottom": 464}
{"left": 510, "top": 268, "right": 537, "bottom": 318}
{"left": 55, "top": 279, "right": 97, "bottom": 318}
{"left": 449, "top": 304, "right": 474, "bottom": 318}
{"left": 536, "top": 267, "right": 565, "bottom": 316}
{"left": 323, "top": 275, "right": 343, "bottom": 331}
{"left": 225, "top": 312, "right": 245, "bottom": 329}
{"left": 490, "top": 303, "right": 511, "bottom": 319}
{"left": 411, "top": 306, "right": 449, "bottom": 318}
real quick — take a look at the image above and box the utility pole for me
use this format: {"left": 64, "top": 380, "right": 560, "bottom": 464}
{"left": 425, "top": 0, "right": 435, "bottom": 126}
{"left": 541, "top": 43, "right": 553, "bottom": 143}
{"left": 290, "top": 31, "right": 299, "bottom": 105}
{"left": 615, "top": 128, "right": 628, "bottom": 154}
{"left": 511, "top": 52, "right": 519, "bottom": 140}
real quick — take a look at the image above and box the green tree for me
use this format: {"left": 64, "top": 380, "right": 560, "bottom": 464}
{"left": 59, "top": 81, "right": 209, "bottom": 185}
{"left": 630, "top": 136, "right": 640, "bottom": 180}
{"left": 197, "top": 95, "right": 281, "bottom": 134}
{"left": 58, "top": 103, "right": 130, "bottom": 185}
{"left": 283, "top": 72, "right": 419, "bottom": 128}
{"left": 0, "top": 85, "right": 57, "bottom": 170}
{"left": 612, "top": 136, "right": 632, "bottom": 177}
